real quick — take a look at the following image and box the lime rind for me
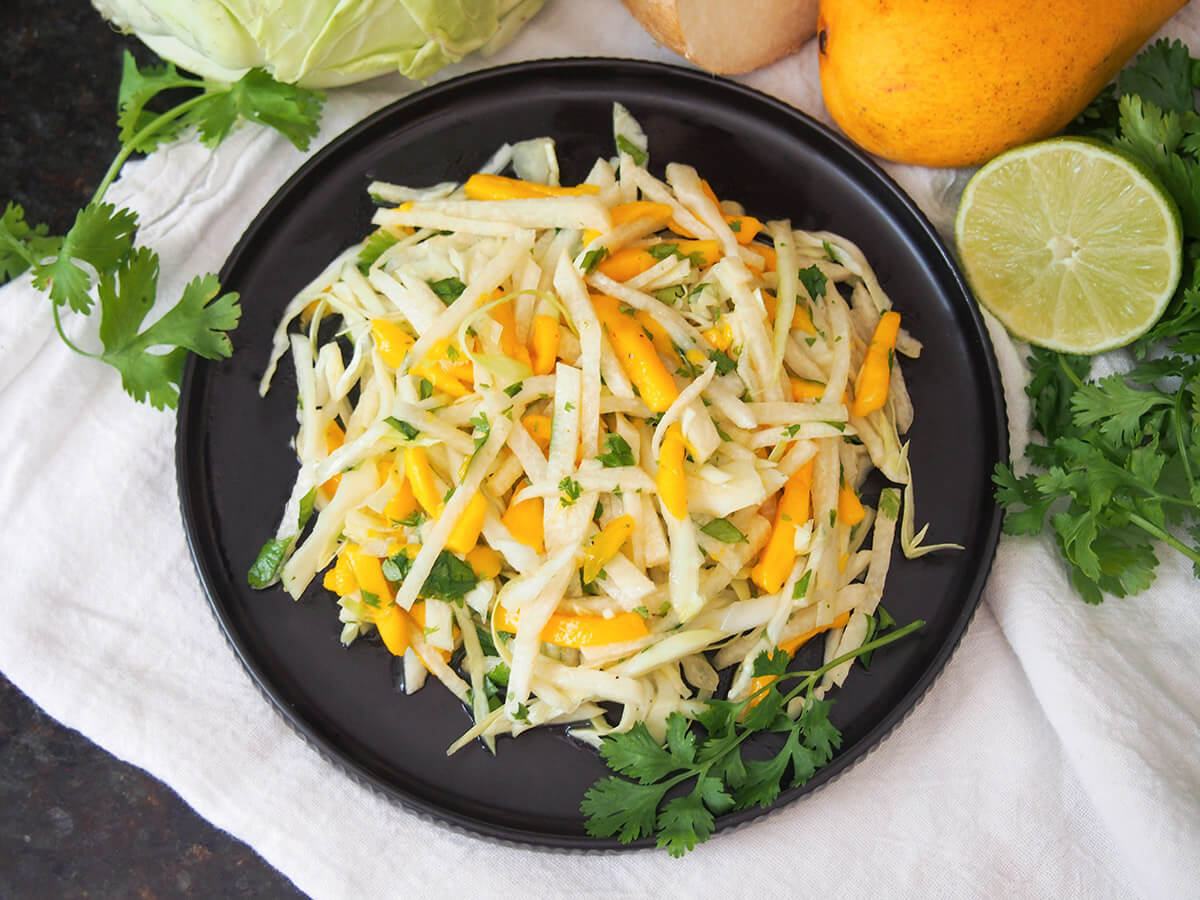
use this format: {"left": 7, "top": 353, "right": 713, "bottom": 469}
{"left": 954, "top": 137, "right": 1182, "bottom": 354}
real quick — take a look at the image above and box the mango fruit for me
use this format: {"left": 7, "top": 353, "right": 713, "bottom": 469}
{"left": 817, "top": 0, "right": 1188, "bottom": 168}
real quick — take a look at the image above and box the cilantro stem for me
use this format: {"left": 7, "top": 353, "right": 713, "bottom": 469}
{"left": 1174, "top": 388, "right": 1196, "bottom": 497}
{"left": 1058, "top": 353, "right": 1087, "bottom": 390}
{"left": 91, "top": 89, "right": 216, "bottom": 204}
{"left": 51, "top": 304, "right": 98, "bottom": 359}
{"left": 1126, "top": 512, "right": 1200, "bottom": 566}
{"left": 773, "top": 619, "right": 926, "bottom": 704}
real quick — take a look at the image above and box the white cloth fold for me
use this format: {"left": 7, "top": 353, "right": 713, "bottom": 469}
{"left": 2, "top": 2, "right": 1198, "bottom": 897}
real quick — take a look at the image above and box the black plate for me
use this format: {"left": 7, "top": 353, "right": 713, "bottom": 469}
{"left": 177, "top": 58, "right": 1006, "bottom": 849}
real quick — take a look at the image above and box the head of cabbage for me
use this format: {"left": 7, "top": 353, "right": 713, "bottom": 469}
{"left": 93, "top": 0, "right": 547, "bottom": 87}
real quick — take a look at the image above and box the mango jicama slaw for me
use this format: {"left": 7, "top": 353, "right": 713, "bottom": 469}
{"left": 249, "top": 104, "right": 950, "bottom": 754}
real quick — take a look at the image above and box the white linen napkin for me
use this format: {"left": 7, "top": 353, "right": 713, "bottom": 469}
{"left": 2, "top": 2, "right": 1197, "bottom": 896}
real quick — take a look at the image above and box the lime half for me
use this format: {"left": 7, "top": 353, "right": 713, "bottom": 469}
{"left": 954, "top": 138, "right": 1182, "bottom": 354}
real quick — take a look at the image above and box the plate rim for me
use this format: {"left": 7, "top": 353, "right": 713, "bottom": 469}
{"left": 176, "top": 56, "right": 1008, "bottom": 851}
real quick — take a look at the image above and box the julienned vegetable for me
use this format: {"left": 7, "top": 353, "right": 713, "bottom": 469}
{"left": 0, "top": 52, "right": 325, "bottom": 409}
{"left": 248, "top": 105, "right": 946, "bottom": 853}
{"left": 93, "top": 0, "right": 548, "bottom": 88}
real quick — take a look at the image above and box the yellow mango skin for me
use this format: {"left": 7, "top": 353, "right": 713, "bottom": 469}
{"left": 817, "top": 0, "right": 1187, "bottom": 168}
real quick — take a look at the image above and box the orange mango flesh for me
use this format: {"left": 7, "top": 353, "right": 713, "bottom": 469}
{"left": 750, "top": 459, "right": 815, "bottom": 595}
{"left": 746, "top": 243, "right": 777, "bottom": 272}
{"left": 466, "top": 545, "right": 503, "bottom": 580}
{"left": 404, "top": 447, "right": 443, "bottom": 518}
{"left": 790, "top": 377, "right": 826, "bottom": 402}
{"left": 374, "top": 604, "right": 412, "bottom": 656}
{"left": 529, "top": 314, "right": 559, "bottom": 376}
{"left": 656, "top": 424, "right": 688, "bottom": 520}
{"left": 502, "top": 493, "right": 545, "bottom": 554}
{"left": 490, "top": 298, "right": 532, "bottom": 368}
{"left": 670, "top": 213, "right": 764, "bottom": 244}
{"left": 592, "top": 293, "right": 679, "bottom": 412}
{"left": 444, "top": 491, "right": 488, "bottom": 555}
{"left": 521, "top": 414, "right": 553, "bottom": 453}
{"left": 582, "top": 201, "right": 674, "bottom": 245}
{"left": 581, "top": 515, "right": 635, "bottom": 584}
{"left": 702, "top": 320, "right": 733, "bottom": 352}
{"left": 838, "top": 483, "right": 866, "bottom": 527}
{"left": 763, "top": 292, "right": 816, "bottom": 335}
{"left": 370, "top": 319, "right": 415, "bottom": 368}
{"left": 492, "top": 602, "right": 649, "bottom": 648}
{"left": 595, "top": 240, "right": 721, "bottom": 282}
{"left": 321, "top": 420, "right": 345, "bottom": 499}
{"left": 463, "top": 173, "right": 600, "bottom": 200}
{"left": 850, "top": 311, "right": 901, "bottom": 418}
{"left": 635, "top": 309, "right": 680, "bottom": 365}
{"left": 383, "top": 476, "right": 419, "bottom": 524}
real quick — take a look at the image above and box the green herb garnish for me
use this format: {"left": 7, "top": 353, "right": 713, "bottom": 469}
{"left": 995, "top": 39, "right": 1200, "bottom": 602}
{"left": 616, "top": 134, "right": 649, "bottom": 166}
{"left": 597, "top": 433, "right": 636, "bottom": 468}
{"left": 356, "top": 230, "right": 399, "bottom": 273}
{"left": 581, "top": 247, "right": 610, "bottom": 273}
{"left": 699, "top": 518, "right": 748, "bottom": 544}
{"left": 428, "top": 277, "right": 466, "bottom": 305}
{"left": 420, "top": 550, "right": 478, "bottom": 602}
{"left": 559, "top": 476, "right": 583, "bottom": 507}
{"left": 798, "top": 265, "right": 827, "bottom": 302}
{"left": 384, "top": 416, "right": 420, "bottom": 440}
{"left": 581, "top": 620, "right": 924, "bottom": 855}
{"left": 0, "top": 52, "right": 325, "bottom": 408}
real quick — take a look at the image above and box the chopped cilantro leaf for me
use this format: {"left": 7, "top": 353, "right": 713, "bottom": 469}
{"left": 393, "top": 510, "right": 424, "bottom": 529}
{"left": 427, "top": 277, "right": 466, "bottom": 305}
{"left": 597, "top": 433, "right": 636, "bottom": 468}
{"left": 247, "top": 537, "right": 291, "bottom": 588}
{"left": 792, "top": 570, "right": 812, "bottom": 600}
{"left": 615, "top": 134, "right": 649, "bottom": 166}
{"left": 382, "top": 551, "right": 413, "bottom": 584}
{"left": 709, "top": 349, "right": 736, "bottom": 375}
{"left": 298, "top": 487, "right": 318, "bottom": 530}
{"left": 798, "top": 265, "right": 827, "bottom": 301}
{"left": 384, "top": 416, "right": 420, "bottom": 440}
{"left": 419, "top": 550, "right": 478, "bottom": 602}
{"left": 581, "top": 247, "right": 609, "bottom": 273}
{"left": 470, "top": 411, "right": 491, "bottom": 451}
{"left": 356, "top": 229, "right": 398, "bottom": 273}
{"left": 699, "top": 518, "right": 748, "bottom": 543}
{"left": 559, "top": 476, "right": 583, "bottom": 506}
{"left": 654, "top": 284, "right": 686, "bottom": 305}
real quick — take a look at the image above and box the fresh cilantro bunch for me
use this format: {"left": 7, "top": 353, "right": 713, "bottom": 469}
{"left": 0, "top": 52, "right": 324, "bottom": 409}
{"left": 994, "top": 39, "right": 1200, "bottom": 603}
{"left": 581, "top": 618, "right": 923, "bottom": 856}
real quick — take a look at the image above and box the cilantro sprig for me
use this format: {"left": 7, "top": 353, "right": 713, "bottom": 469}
{"left": 581, "top": 619, "right": 924, "bottom": 855}
{"left": 0, "top": 51, "right": 324, "bottom": 409}
{"left": 996, "top": 39, "right": 1200, "bottom": 602}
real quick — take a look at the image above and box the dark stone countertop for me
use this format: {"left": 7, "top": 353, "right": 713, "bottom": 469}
{"left": 1, "top": 2, "right": 306, "bottom": 896}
